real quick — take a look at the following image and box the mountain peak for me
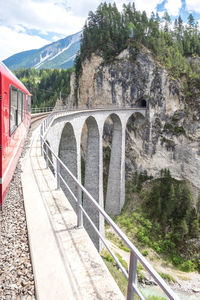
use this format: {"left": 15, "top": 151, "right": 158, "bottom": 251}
{"left": 3, "top": 31, "right": 81, "bottom": 70}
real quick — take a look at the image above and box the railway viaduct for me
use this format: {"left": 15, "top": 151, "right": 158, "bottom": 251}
{"left": 44, "top": 108, "right": 146, "bottom": 249}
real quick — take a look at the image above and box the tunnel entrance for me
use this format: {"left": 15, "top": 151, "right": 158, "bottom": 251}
{"left": 136, "top": 98, "right": 147, "bottom": 108}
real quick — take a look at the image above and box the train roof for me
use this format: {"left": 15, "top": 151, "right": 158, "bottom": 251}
{"left": 0, "top": 61, "right": 29, "bottom": 93}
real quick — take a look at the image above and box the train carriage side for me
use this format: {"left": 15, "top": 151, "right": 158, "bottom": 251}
{"left": 0, "top": 70, "right": 2, "bottom": 204}
{"left": 0, "top": 63, "right": 31, "bottom": 207}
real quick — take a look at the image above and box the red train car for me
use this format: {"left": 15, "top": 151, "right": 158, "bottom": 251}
{"left": 0, "top": 62, "right": 31, "bottom": 207}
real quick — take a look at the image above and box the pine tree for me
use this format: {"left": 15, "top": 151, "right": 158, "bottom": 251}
{"left": 188, "top": 13, "right": 195, "bottom": 28}
{"left": 167, "top": 183, "right": 176, "bottom": 217}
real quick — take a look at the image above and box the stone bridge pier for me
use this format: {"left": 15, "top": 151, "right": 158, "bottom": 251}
{"left": 45, "top": 108, "right": 146, "bottom": 250}
{"left": 105, "top": 114, "right": 126, "bottom": 215}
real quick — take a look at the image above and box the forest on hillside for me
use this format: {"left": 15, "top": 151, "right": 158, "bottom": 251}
{"left": 15, "top": 68, "right": 73, "bottom": 108}
{"left": 75, "top": 2, "right": 200, "bottom": 98}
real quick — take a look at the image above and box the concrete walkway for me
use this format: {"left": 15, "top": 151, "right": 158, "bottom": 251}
{"left": 21, "top": 127, "right": 124, "bottom": 300}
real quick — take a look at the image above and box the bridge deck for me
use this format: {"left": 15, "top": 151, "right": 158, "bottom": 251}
{"left": 21, "top": 127, "right": 124, "bottom": 300}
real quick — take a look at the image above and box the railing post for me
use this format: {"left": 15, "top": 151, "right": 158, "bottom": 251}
{"left": 41, "top": 141, "right": 44, "bottom": 157}
{"left": 41, "top": 140, "right": 43, "bottom": 156}
{"left": 41, "top": 123, "right": 44, "bottom": 156}
{"left": 46, "top": 146, "right": 49, "bottom": 168}
{"left": 127, "top": 251, "right": 138, "bottom": 300}
{"left": 41, "top": 138, "right": 44, "bottom": 156}
{"left": 40, "top": 126, "right": 43, "bottom": 156}
{"left": 56, "top": 159, "right": 60, "bottom": 189}
{"left": 77, "top": 186, "right": 83, "bottom": 228}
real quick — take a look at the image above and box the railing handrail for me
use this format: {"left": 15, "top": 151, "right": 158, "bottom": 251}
{"left": 40, "top": 109, "right": 179, "bottom": 300}
{"left": 32, "top": 103, "right": 147, "bottom": 114}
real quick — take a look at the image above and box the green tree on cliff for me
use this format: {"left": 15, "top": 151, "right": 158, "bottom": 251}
{"left": 75, "top": 2, "right": 200, "bottom": 81}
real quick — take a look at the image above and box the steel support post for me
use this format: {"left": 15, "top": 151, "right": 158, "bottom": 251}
{"left": 40, "top": 137, "right": 43, "bottom": 156}
{"left": 42, "top": 122, "right": 44, "bottom": 137}
{"left": 41, "top": 140, "right": 44, "bottom": 156}
{"left": 46, "top": 147, "right": 49, "bottom": 168}
{"left": 77, "top": 186, "right": 83, "bottom": 228}
{"left": 41, "top": 123, "right": 45, "bottom": 157}
{"left": 56, "top": 159, "right": 60, "bottom": 189}
{"left": 40, "top": 126, "right": 43, "bottom": 156}
{"left": 127, "top": 251, "right": 138, "bottom": 300}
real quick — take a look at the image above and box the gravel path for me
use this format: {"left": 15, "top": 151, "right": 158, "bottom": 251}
{"left": 0, "top": 131, "right": 36, "bottom": 300}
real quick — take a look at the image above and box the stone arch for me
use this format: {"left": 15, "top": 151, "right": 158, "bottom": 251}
{"left": 82, "top": 116, "right": 103, "bottom": 250}
{"left": 126, "top": 112, "right": 146, "bottom": 132}
{"left": 104, "top": 113, "right": 125, "bottom": 215}
{"left": 58, "top": 122, "right": 78, "bottom": 211}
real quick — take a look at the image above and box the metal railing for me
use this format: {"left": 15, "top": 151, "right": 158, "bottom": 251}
{"left": 31, "top": 106, "right": 54, "bottom": 114}
{"left": 40, "top": 110, "right": 179, "bottom": 300}
{"left": 31, "top": 106, "right": 69, "bottom": 114}
{"left": 32, "top": 102, "right": 147, "bottom": 114}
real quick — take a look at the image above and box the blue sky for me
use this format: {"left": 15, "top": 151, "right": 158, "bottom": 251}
{"left": 0, "top": 0, "right": 200, "bottom": 61}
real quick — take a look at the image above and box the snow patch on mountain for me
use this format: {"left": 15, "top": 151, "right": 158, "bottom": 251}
{"left": 34, "top": 53, "right": 51, "bottom": 69}
{"left": 3, "top": 31, "right": 82, "bottom": 70}
{"left": 49, "top": 43, "right": 73, "bottom": 61}
{"left": 62, "top": 54, "right": 77, "bottom": 64}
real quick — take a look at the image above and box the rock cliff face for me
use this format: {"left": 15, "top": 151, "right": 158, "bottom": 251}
{"left": 70, "top": 45, "right": 200, "bottom": 202}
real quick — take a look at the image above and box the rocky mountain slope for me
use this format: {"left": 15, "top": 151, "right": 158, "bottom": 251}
{"left": 70, "top": 45, "right": 200, "bottom": 201}
{"left": 3, "top": 31, "right": 81, "bottom": 70}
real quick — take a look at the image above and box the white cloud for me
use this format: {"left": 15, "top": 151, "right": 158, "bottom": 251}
{"left": 158, "top": 11, "right": 165, "bottom": 18}
{"left": 52, "top": 35, "right": 63, "bottom": 41}
{"left": 0, "top": 0, "right": 87, "bottom": 59}
{"left": 67, "top": 0, "right": 101, "bottom": 17}
{"left": 185, "top": 0, "right": 200, "bottom": 14}
{"left": 164, "top": 0, "right": 182, "bottom": 16}
{"left": 28, "top": 1, "right": 85, "bottom": 34}
{"left": 0, "top": 0, "right": 200, "bottom": 61}
{"left": 0, "top": 26, "right": 50, "bottom": 60}
{"left": 13, "top": 25, "right": 26, "bottom": 33}
{"left": 134, "top": 0, "right": 163, "bottom": 16}
{"left": 0, "top": 0, "right": 86, "bottom": 35}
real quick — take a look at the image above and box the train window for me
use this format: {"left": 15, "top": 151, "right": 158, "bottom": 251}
{"left": 10, "top": 86, "right": 18, "bottom": 135}
{"left": 18, "top": 91, "right": 22, "bottom": 124}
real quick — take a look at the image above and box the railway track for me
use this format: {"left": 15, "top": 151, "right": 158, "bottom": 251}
{"left": 0, "top": 113, "right": 51, "bottom": 300}
{"left": 31, "top": 113, "right": 50, "bottom": 130}
{"left": 0, "top": 132, "right": 36, "bottom": 300}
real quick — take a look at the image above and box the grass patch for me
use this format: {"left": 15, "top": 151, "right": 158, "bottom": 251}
{"left": 180, "top": 260, "right": 195, "bottom": 272}
{"left": 158, "top": 272, "right": 176, "bottom": 283}
{"left": 137, "top": 262, "right": 146, "bottom": 282}
{"left": 115, "top": 252, "right": 128, "bottom": 270}
{"left": 147, "top": 297, "right": 167, "bottom": 300}
{"left": 101, "top": 249, "right": 168, "bottom": 300}
{"left": 101, "top": 248, "right": 128, "bottom": 296}
{"left": 105, "top": 231, "right": 130, "bottom": 252}
{"left": 103, "top": 259, "right": 128, "bottom": 295}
